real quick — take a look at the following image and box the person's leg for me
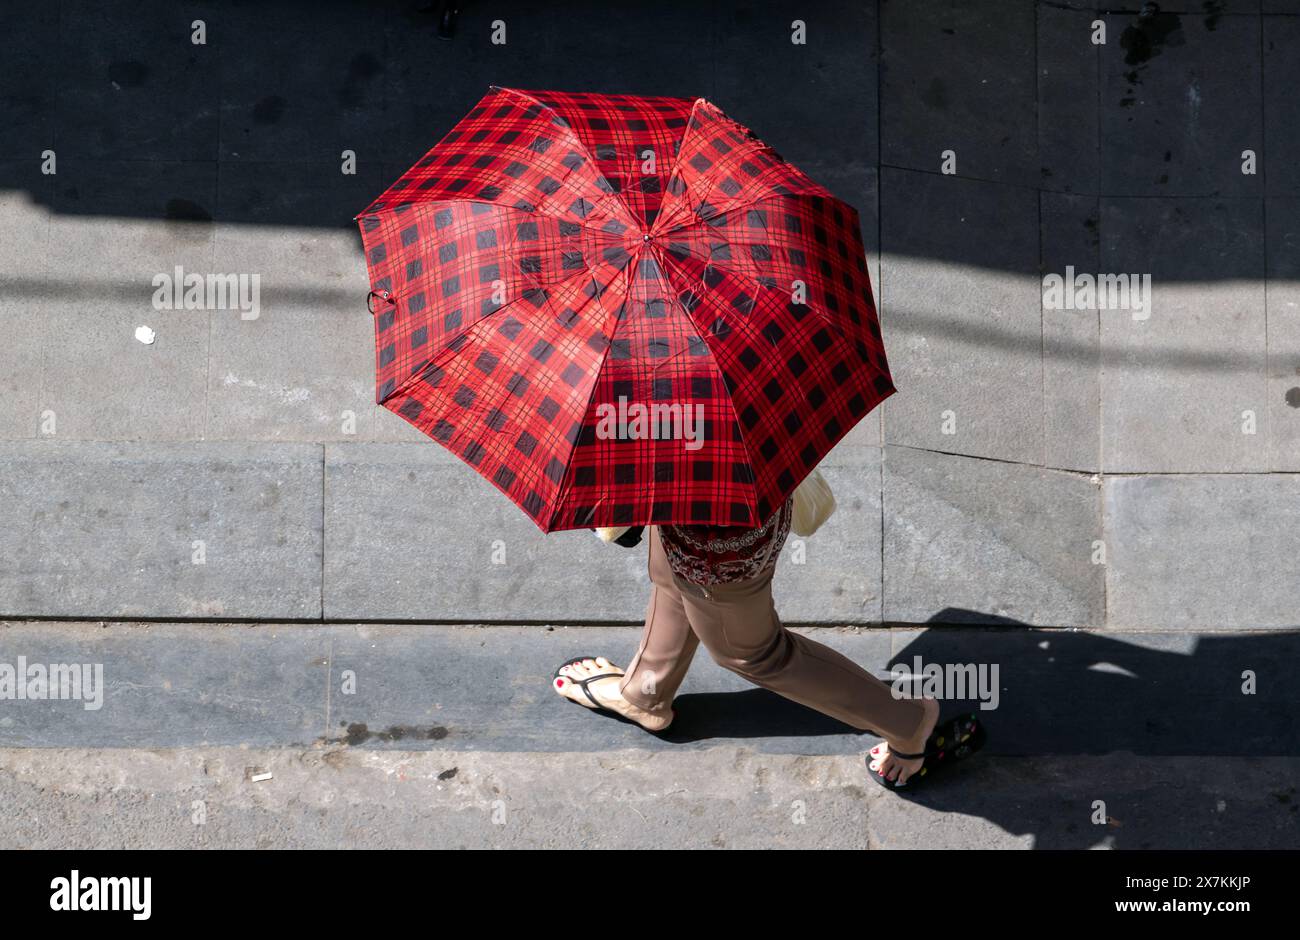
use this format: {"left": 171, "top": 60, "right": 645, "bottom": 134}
{"left": 674, "top": 559, "right": 933, "bottom": 750}
{"left": 553, "top": 528, "right": 698, "bottom": 731}
{"left": 618, "top": 526, "right": 700, "bottom": 715}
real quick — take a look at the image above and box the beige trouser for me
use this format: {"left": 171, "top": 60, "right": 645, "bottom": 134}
{"left": 618, "top": 527, "right": 927, "bottom": 743}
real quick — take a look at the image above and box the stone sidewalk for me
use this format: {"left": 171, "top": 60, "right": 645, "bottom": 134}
{"left": 3, "top": 0, "right": 1299, "bottom": 850}
{"left": 2, "top": 1, "right": 1299, "bottom": 630}
{"left": 1, "top": 620, "right": 1297, "bottom": 848}
{"left": 3, "top": 440, "right": 1298, "bottom": 629}
{"left": 7, "top": 745, "right": 1296, "bottom": 849}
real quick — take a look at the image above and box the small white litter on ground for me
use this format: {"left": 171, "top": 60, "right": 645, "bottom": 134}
{"left": 250, "top": 771, "right": 273, "bottom": 783}
{"left": 134, "top": 326, "right": 156, "bottom": 345}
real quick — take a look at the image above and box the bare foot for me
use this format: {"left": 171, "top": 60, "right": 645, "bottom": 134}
{"left": 553, "top": 656, "right": 673, "bottom": 733}
{"left": 867, "top": 697, "right": 941, "bottom": 786}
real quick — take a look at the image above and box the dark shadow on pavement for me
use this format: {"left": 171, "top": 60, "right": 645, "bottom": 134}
{"left": 664, "top": 608, "right": 1300, "bottom": 757}
{"left": 661, "top": 607, "right": 1300, "bottom": 847}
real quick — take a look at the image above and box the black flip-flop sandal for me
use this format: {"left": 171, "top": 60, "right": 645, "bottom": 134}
{"left": 548, "top": 655, "right": 676, "bottom": 733}
{"left": 552, "top": 656, "right": 626, "bottom": 711}
{"left": 868, "top": 712, "right": 987, "bottom": 790}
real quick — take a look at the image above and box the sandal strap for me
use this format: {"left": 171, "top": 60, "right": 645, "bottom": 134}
{"left": 869, "top": 714, "right": 986, "bottom": 791}
{"left": 553, "top": 654, "right": 625, "bottom": 710}
{"left": 887, "top": 714, "right": 983, "bottom": 761}
{"left": 572, "top": 672, "right": 624, "bottom": 709}
{"left": 889, "top": 748, "right": 926, "bottom": 760}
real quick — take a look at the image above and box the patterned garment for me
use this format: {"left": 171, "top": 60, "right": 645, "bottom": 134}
{"left": 659, "top": 496, "right": 793, "bottom": 586}
{"left": 357, "top": 88, "right": 892, "bottom": 532}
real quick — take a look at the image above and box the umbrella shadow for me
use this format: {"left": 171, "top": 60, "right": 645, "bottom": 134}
{"left": 658, "top": 607, "right": 1300, "bottom": 847}
{"left": 664, "top": 607, "right": 1300, "bottom": 754}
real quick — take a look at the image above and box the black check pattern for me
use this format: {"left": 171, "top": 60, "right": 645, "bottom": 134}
{"left": 357, "top": 88, "right": 893, "bottom": 531}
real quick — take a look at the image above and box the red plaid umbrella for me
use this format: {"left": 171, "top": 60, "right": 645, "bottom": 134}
{"left": 356, "top": 87, "right": 893, "bottom": 532}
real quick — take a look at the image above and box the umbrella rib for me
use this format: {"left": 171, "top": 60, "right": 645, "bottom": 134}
{"left": 490, "top": 86, "right": 643, "bottom": 236}
{"left": 656, "top": 193, "right": 874, "bottom": 349}
{"left": 541, "top": 262, "right": 641, "bottom": 532}
{"left": 649, "top": 248, "right": 763, "bottom": 518}
{"left": 362, "top": 88, "right": 646, "bottom": 237}
{"left": 648, "top": 96, "right": 710, "bottom": 236}
{"left": 652, "top": 97, "right": 833, "bottom": 236}
{"left": 543, "top": 241, "right": 656, "bottom": 530}
{"left": 663, "top": 189, "right": 840, "bottom": 242}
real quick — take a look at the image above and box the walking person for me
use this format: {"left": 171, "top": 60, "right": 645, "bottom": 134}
{"left": 553, "top": 481, "right": 985, "bottom": 790}
{"left": 356, "top": 87, "right": 985, "bottom": 788}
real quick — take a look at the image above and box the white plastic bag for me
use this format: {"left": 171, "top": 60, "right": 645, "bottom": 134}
{"left": 791, "top": 468, "right": 836, "bottom": 537}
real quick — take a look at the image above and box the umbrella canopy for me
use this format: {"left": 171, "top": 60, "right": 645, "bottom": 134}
{"left": 356, "top": 87, "right": 893, "bottom": 532}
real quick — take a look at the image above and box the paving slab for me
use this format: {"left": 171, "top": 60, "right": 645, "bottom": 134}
{"left": 1266, "top": 197, "right": 1300, "bottom": 470}
{"left": 53, "top": 2, "right": 219, "bottom": 163}
{"left": 0, "top": 621, "right": 893, "bottom": 753}
{"left": 44, "top": 159, "right": 215, "bottom": 294}
{"left": 528, "top": 4, "right": 710, "bottom": 101}
{"left": 34, "top": 161, "right": 217, "bottom": 440}
{"left": 320, "top": 623, "right": 895, "bottom": 755}
{"left": 323, "top": 442, "right": 649, "bottom": 623}
{"left": 0, "top": 5, "right": 56, "bottom": 159}
{"left": 880, "top": 0, "right": 1038, "bottom": 186}
{"left": 0, "top": 442, "right": 323, "bottom": 619}
{"left": 1040, "top": 192, "right": 1102, "bottom": 472}
{"left": 1098, "top": 196, "right": 1268, "bottom": 472}
{"left": 206, "top": 303, "right": 375, "bottom": 443}
{"left": 0, "top": 305, "right": 44, "bottom": 441}
{"left": 1263, "top": 14, "right": 1300, "bottom": 197}
{"left": 206, "top": 162, "right": 427, "bottom": 444}
{"left": 774, "top": 448, "right": 884, "bottom": 623}
{"left": 214, "top": 157, "right": 383, "bottom": 232}
{"left": 216, "top": 0, "right": 387, "bottom": 164}
{"left": 0, "top": 622, "right": 328, "bottom": 747}
{"left": 37, "top": 298, "right": 212, "bottom": 442}
{"left": 713, "top": 1, "right": 877, "bottom": 172}
{"left": 1037, "top": 3, "right": 1101, "bottom": 195}
{"left": 206, "top": 217, "right": 374, "bottom": 443}
{"left": 879, "top": 169, "right": 1044, "bottom": 464}
{"left": 6, "top": 620, "right": 1295, "bottom": 759}
{"left": 0, "top": 0, "right": 1292, "bottom": 642}
{"left": 1099, "top": 10, "right": 1262, "bottom": 198}
{"left": 882, "top": 446, "right": 1104, "bottom": 627}
{"left": 2, "top": 745, "right": 1296, "bottom": 849}
{"left": 323, "top": 442, "right": 882, "bottom": 624}
{"left": 840, "top": 408, "right": 883, "bottom": 451}
{"left": 1, "top": 614, "right": 1296, "bottom": 849}
{"left": 0, "top": 163, "right": 53, "bottom": 441}
{"left": 382, "top": 3, "right": 563, "bottom": 166}
{"left": 1104, "top": 473, "right": 1300, "bottom": 630}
